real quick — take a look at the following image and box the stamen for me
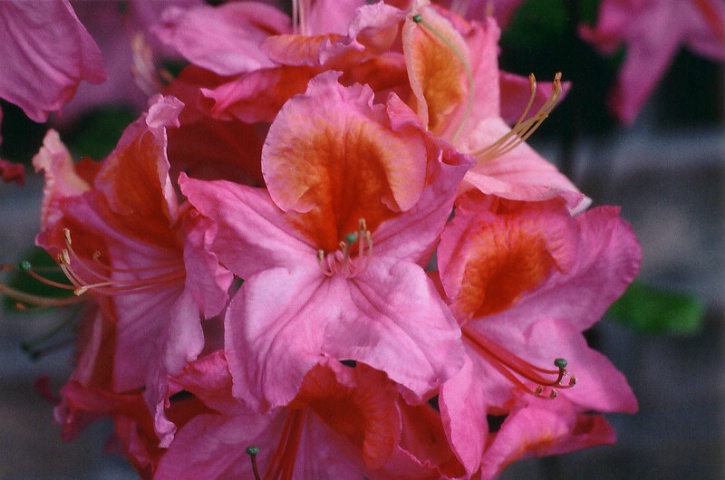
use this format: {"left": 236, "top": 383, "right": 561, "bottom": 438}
{"left": 463, "top": 326, "right": 576, "bottom": 399}
{"left": 22, "top": 337, "right": 75, "bottom": 361}
{"left": 472, "top": 72, "right": 563, "bottom": 163}
{"left": 58, "top": 229, "right": 185, "bottom": 297}
{"left": 316, "top": 219, "right": 373, "bottom": 278}
{"left": 291, "top": 0, "right": 310, "bottom": 36}
{"left": 246, "top": 446, "right": 261, "bottom": 480}
{"left": 0, "top": 261, "right": 80, "bottom": 309}
{"left": 265, "top": 410, "right": 305, "bottom": 480}
{"left": 16, "top": 306, "right": 80, "bottom": 361}
{"left": 412, "top": 13, "right": 475, "bottom": 144}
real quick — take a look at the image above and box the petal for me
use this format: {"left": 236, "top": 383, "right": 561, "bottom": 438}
{"left": 198, "top": 66, "right": 315, "bottom": 123}
{"left": 0, "top": 1, "right": 106, "bottom": 122}
{"left": 402, "top": 5, "right": 472, "bottom": 136}
{"left": 0, "top": 158, "right": 25, "bottom": 185}
{"left": 459, "top": 117, "right": 588, "bottom": 211}
{"left": 480, "top": 399, "right": 616, "bottom": 479}
{"left": 154, "top": 2, "right": 289, "bottom": 76}
{"left": 439, "top": 194, "right": 579, "bottom": 321}
{"left": 180, "top": 174, "right": 314, "bottom": 279}
{"left": 262, "top": 71, "right": 428, "bottom": 252}
{"left": 481, "top": 205, "right": 641, "bottom": 332}
{"left": 439, "top": 355, "right": 488, "bottom": 475}
{"left": 225, "top": 258, "right": 464, "bottom": 410}
{"left": 31, "top": 129, "right": 95, "bottom": 228}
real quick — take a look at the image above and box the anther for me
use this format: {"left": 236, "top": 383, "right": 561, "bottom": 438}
{"left": 246, "top": 446, "right": 261, "bottom": 480}
{"left": 316, "top": 219, "right": 373, "bottom": 278}
{"left": 473, "top": 72, "right": 563, "bottom": 163}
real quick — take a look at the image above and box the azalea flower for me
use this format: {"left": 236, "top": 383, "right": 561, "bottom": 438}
{"left": 580, "top": 0, "right": 725, "bottom": 123}
{"left": 435, "top": 192, "right": 641, "bottom": 476}
{"left": 31, "top": 95, "right": 233, "bottom": 444}
{"left": 181, "top": 72, "right": 470, "bottom": 411}
{"left": 401, "top": 3, "right": 588, "bottom": 211}
{"left": 155, "top": 352, "right": 465, "bottom": 479}
{"left": 0, "top": 0, "right": 106, "bottom": 122}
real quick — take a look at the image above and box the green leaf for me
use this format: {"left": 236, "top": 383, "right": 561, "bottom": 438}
{"left": 64, "top": 107, "right": 137, "bottom": 160}
{"left": 608, "top": 281, "right": 706, "bottom": 335}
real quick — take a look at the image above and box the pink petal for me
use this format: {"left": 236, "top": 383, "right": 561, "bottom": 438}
{"left": 480, "top": 398, "right": 616, "bottom": 478}
{"left": 154, "top": 2, "right": 290, "bottom": 76}
{"left": 0, "top": 0, "right": 106, "bottom": 122}
{"left": 179, "top": 174, "right": 313, "bottom": 279}
{"left": 225, "top": 258, "right": 464, "bottom": 411}
{"left": 460, "top": 117, "right": 588, "bottom": 211}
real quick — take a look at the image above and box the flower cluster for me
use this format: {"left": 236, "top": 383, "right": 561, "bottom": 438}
{"left": 5, "top": 1, "right": 643, "bottom": 478}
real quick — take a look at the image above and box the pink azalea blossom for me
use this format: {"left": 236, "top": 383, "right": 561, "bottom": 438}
{"left": 155, "top": 352, "right": 463, "bottom": 479}
{"left": 402, "top": 4, "right": 588, "bottom": 211}
{"left": 436, "top": 193, "right": 641, "bottom": 476}
{"left": 0, "top": 0, "right": 106, "bottom": 122}
{"left": 580, "top": 0, "right": 725, "bottom": 123}
{"left": 181, "top": 72, "right": 471, "bottom": 412}
{"left": 32, "top": 95, "right": 232, "bottom": 441}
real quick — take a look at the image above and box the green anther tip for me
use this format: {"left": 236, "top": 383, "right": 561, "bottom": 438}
{"left": 554, "top": 358, "right": 568, "bottom": 369}
{"left": 19, "top": 260, "right": 32, "bottom": 271}
{"left": 344, "top": 232, "right": 358, "bottom": 244}
{"left": 412, "top": 14, "right": 423, "bottom": 23}
{"left": 246, "top": 446, "right": 260, "bottom": 456}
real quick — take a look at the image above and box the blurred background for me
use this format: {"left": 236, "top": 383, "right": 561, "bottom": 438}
{"left": 1, "top": 0, "right": 723, "bottom": 478}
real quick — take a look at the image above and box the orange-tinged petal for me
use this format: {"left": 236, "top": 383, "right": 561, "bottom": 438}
{"left": 262, "top": 33, "right": 344, "bottom": 66}
{"left": 293, "top": 362, "right": 399, "bottom": 469}
{"left": 262, "top": 72, "right": 427, "bottom": 252}
{"left": 440, "top": 193, "right": 578, "bottom": 321}
{"left": 403, "top": 6, "right": 471, "bottom": 136}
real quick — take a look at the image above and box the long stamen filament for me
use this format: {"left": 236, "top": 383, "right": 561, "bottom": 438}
{"left": 0, "top": 262, "right": 80, "bottom": 308}
{"left": 472, "top": 72, "right": 563, "bottom": 163}
{"left": 59, "top": 229, "right": 185, "bottom": 296}
{"left": 265, "top": 410, "right": 305, "bottom": 480}
{"left": 464, "top": 327, "right": 576, "bottom": 399}
{"left": 412, "top": 13, "right": 475, "bottom": 144}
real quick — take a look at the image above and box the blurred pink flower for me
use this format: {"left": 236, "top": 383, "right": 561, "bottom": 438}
{"left": 0, "top": 0, "right": 106, "bottom": 122}
{"left": 57, "top": 0, "right": 202, "bottom": 123}
{"left": 580, "top": 0, "right": 725, "bottom": 123}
